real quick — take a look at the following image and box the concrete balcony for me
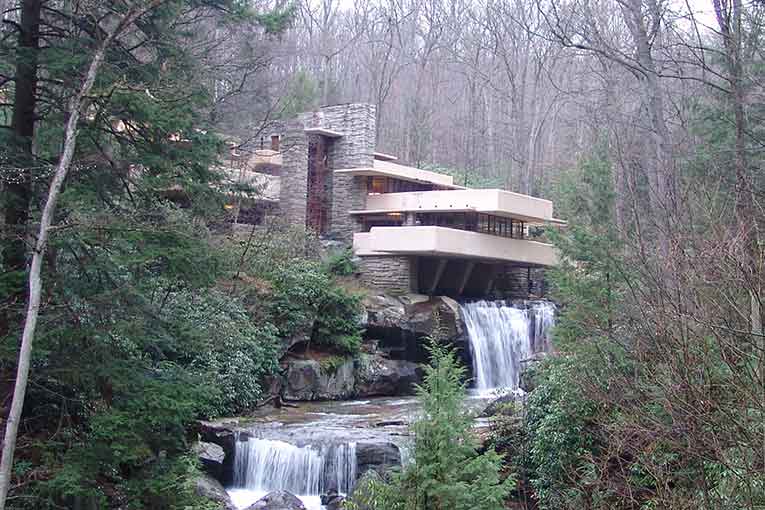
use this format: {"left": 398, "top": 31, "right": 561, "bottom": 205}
{"left": 354, "top": 226, "right": 558, "bottom": 267}
{"left": 355, "top": 189, "right": 564, "bottom": 224}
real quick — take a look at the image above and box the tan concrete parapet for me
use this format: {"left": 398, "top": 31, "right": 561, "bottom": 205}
{"left": 353, "top": 226, "right": 558, "bottom": 267}
{"left": 335, "top": 160, "right": 464, "bottom": 189}
{"left": 355, "top": 189, "right": 565, "bottom": 224}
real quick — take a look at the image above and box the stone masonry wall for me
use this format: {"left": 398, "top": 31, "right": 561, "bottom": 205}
{"left": 279, "top": 118, "right": 310, "bottom": 227}
{"left": 321, "top": 104, "right": 376, "bottom": 242}
{"left": 359, "top": 256, "right": 413, "bottom": 294}
{"left": 495, "top": 266, "right": 547, "bottom": 298}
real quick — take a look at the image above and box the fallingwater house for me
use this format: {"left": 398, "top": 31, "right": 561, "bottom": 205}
{"left": 223, "top": 103, "right": 564, "bottom": 299}
{"left": 201, "top": 104, "right": 565, "bottom": 509}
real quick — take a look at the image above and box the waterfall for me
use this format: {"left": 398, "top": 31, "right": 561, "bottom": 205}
{"left": 229, "top": 437, "right": 357, "bottom": 509}
{"left": 461, "top": 300, "right": 555, "bottom": 393}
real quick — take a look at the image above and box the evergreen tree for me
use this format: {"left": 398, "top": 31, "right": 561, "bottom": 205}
{"left": 350, "top": 322, "right": 514, "bottom": 510}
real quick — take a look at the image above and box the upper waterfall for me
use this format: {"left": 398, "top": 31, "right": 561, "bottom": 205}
{"left": 461, "top": 300, "right": 555, "bottom": 393}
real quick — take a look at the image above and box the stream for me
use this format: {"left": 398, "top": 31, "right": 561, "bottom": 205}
{"left": 224, "top": 300, "right": 555, "bottom": 509}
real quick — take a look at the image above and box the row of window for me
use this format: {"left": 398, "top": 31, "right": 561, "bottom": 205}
{"left": 362, "top": 212, "right": 527, "bottom": 239}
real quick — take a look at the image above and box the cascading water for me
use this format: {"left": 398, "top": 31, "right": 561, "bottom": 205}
{"left": 228, "top": 436, "right": 357, "bottom": 510}
{"left": 461, "top": 300, "right": 555, "bottom": 393}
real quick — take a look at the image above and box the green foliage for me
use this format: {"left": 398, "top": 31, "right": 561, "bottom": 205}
{"left": 280, "top": 70, "right": 319, "bottom": 118}
{"left": 348, "top": 323, "right": 514, "bottom": 510}
{"left": 523, "top": 358, "right": 600, "bottom": 509}
{"left": 324, "top": 248, "right": 357, "bottom": 276}
{"left": 255, "top": 3, "right": 297, "bottom": 34}
{"left": 161, "top": 289, "right": 280, "bottom": 417}
{"left": 320, "top": 355, "right": 349, "bottom": 374}
{"left": 547, "top": 149, "right": 625, "bottom": 350}
{"left": 265, "top": 260, "right": 363, "bottom": 354}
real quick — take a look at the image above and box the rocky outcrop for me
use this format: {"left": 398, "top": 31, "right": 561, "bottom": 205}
{"left": 245, "top": 491, "right": 306, "bottom": 510}
{"left": 193, "top": 441, "right": 226, "bottom": 479}
{"left": 356, "top": 442, "right": 401, "bottom": 476}
{"left": 362, "top": 293, "right": 464, "bottom": 338}
{"left": 195, "top": 474, "right": 237, "bottom": 510}
{"left": 197, "top": 419, "right": 250, "bottom": 485}
{"left": 283, "top": 359, "right": 356, "bottom": 401}
{"left": 355, "top": 354, "right": 421, "bottom": 397}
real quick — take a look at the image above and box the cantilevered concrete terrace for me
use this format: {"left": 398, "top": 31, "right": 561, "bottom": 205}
{"left": 335, "top": 160, "right": 466, "bottom": 190}
{"left": 353, "top": 188, "right": 565, "bottom": 225}
{"left": 354, "top": 226, "right": 558, "bottom": 267}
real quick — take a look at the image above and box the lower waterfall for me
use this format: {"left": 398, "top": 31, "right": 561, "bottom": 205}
{"left": 228, "top": 437, "right": 356, "bottom": 510}
{"left": 461, "top": 300, "right": 555, "bottom": 393}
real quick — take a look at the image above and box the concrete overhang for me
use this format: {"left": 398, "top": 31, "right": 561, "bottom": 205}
{"left": 304, "top": 127, "right": 344, "bottom": 138}
{"left": 373, "top": 151, "right": 398, "bottom": 161}
{"left": 354, "top": 189, "right": 566, "bottom": 225}
{"left": 335, "top": 160, "right": 466, "bottom": 190}
{"left": 354, "top": 226, "right": 558, "bottom": 267}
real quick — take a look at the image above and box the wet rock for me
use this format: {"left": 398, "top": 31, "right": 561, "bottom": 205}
{"left": 354, "top": 354, "right": 421, "bottom": 397}
{"left": 245, "top": 490, "right": 306, "bottom": 510}
{"left": 197, "top": 419, "right": 245, "bottom": 485}
{"left": 362, "top": 294, "right": 462, "bottom": 337}
{"left": 356, "top": 442, "right": 401, "bottom": 476}
{"left": 195, "top": 474, "right": 237, "bottom": 510}
{"left": 479, "top": 394, "right": 517, "bottom": 418}
{"left": 283, "top": 359, "right": 355, "bottom": 401}
{"left": 193, "top": 441, "right": 225, "bottom": 478}
{"left": 321, "top": 489, "right": 345, "bottom": 510}
{"left": 374, "top": 420, "right": 405, "bottom": 427}
{"left": 519, "top": 351, "right": 549, "bottom": 393}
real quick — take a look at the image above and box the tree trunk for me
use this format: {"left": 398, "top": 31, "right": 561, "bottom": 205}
{"left": 622, "top": 0, "right": 676, "bottom": 254}
{"left": 0, "top": 4, "right": 166, "bottom": 507}
{"left": 1, "top": 0, "right": 42, "bottom": 338}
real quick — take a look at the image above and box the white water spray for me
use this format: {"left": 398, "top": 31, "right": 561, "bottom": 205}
{"left": 229, "top": 437, "right": 357, "bottom": 509}
{"left": 461, "top": 300, "right": 555, "bottom": 393}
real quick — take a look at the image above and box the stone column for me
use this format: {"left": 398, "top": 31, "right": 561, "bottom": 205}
{"left": 279, "top": 118, "right": 310, "bottom": 228}
{"left": 321, "top": 104, "right": 376, "bottom": 243}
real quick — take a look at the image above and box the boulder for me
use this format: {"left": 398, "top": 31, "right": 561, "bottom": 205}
{"left": 362, "top": 293, "right": 467, "bottom": 364}
{"left": 197, "top": 419, "right": 247, "bottom": 485}
{"left": 408, "top": 295, "right": 464, "bottom": 339}
{"left": 283, "top": 358, "right": 355, "bottom": 401}
{"left": 245, "top": 491, "right": 306, "bottom": 510}
{"left": 193, "top": 441, "right": 225, "bottom": 479}
{"left": 356, "top": 442, "right": 401, "bottom": 476}
{"left": 320, "top": 489, "right": 345, "bottom": 510}
{"left": 195, "top": 474, "right": 237, "bottom": 510}
{"left": 479, "top": 394, "right": 517, "bottom": 418}
{"left": 354, "top": 354, "right": 421, "bottom": 397}
{"left": 362, "top": 294, "right": 463, "bottom": 338}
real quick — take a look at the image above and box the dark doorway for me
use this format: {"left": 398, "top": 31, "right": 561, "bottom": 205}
{"left": 306, "top": 135, "right": 330, "bottom": 234}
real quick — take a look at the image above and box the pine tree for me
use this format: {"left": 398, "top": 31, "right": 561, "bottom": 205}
{"left": 350, "top": 321, "right": 514, "bottom": 510}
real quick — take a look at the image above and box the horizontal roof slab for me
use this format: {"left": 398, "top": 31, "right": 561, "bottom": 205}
{"left": 335, "top": 160, "right": 465, "bottom": 189}
{"left": 354, "top": 226, "right": 558, "bottom": 266}
{"left": 356, "top": 189, "right": 563, "bottom": 224}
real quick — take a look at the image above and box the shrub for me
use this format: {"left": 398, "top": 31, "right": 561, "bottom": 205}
{"left": 265, "top": 261, "right": 363, "bottom": 354}
{"left": 324, "top": 248, "right": 357, "bottom": 276}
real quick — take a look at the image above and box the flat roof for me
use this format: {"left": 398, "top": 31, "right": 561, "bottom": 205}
{"left": 335, "top": 160, "right": 465, "bottom": 189}
{"left": 349, "top": 189, "right": 566, "bottom": 225}
{"left": 304, "top": 127, "right": 343, "bottom": 138}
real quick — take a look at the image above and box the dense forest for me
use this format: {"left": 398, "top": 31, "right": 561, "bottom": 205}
{"left": 0, "top": 0, "right": 764, "bottom": 509}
